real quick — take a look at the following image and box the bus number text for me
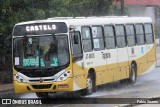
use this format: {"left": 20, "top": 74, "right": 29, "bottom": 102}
{"left": 86, "top": 53, "right": 95, "bottom": 59}
{"left": 102, "top": 53, "right": 111, "bottom": 59}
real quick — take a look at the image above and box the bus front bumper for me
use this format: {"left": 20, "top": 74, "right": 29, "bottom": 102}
{"left": 14, "top": 78, "right": 73, "bottom": 94}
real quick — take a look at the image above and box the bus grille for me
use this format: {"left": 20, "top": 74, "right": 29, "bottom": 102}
{"left": 29, "top": 79, "right": 55, "bottom": 82}
{"left": 32, "top": 84, "right": 52, "bottom": 89}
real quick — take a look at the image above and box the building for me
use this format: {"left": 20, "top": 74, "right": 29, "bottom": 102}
{"left": 114, "top": 0, "right": 160, "bottom": 38}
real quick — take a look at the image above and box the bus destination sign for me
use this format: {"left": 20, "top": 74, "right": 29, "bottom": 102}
{"left": 13, "top": 22, "right": 67, "bottom": 36}
{"left": 26, "top": 24, "right": 57, "bottom": 32}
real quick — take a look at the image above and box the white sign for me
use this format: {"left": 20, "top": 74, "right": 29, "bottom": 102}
{"left": 15, "top": 57, "right": 20, "bottom": 65}
{"left": 26, "top": 24, "right": 56, "bottom": 32}
{"left": 85, "top": 30, "right": 90, "bottom": 38}
{"left": 92, "top": 27, "right": 98, "bottom": 38}
{"left": 93, "top": 39, "right": 100, "bottom": 48}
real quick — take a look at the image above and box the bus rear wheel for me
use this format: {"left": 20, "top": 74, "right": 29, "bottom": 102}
{"left": 36, "top": 92, "right": 48, "bottom": 98}
{"left": 128, "top": 63, "right": 137, "bottom": 84}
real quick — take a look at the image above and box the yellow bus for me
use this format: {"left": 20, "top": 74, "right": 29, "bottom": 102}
{"left": 12, "top": 16, "right": 156, "bottom": 97}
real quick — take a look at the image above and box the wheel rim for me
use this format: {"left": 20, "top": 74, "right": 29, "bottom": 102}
{"left": 87, "top": 77, "right": 93, "bottom": 94}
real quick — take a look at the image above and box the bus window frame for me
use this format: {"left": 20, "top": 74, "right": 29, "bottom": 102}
{"left": 91, "top": 25, "right": 105, "bottom": 51}
{"left": 115, "top": 24, "right": 127, "bottom": 48}
{"left": 144, "top": 23, "right": 154, "bottom": 44}
{"left": 103, "top": 24, "right": 116, "bottom": 50}
{"left": 81, "top": 26, "right": 93, "bottom": 52}
{"left": 125, "top": 24, "right": 136, "bottom": 47}
{"left": 70, "top": 31, "right": 83, "bottom": 62}
{"left": 135, "top": 23, "right": 146, "bottom": 46}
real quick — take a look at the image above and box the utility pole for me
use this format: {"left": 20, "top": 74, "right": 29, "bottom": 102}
{"left": 121, "top": 0, "right": 124, "bottom": 16}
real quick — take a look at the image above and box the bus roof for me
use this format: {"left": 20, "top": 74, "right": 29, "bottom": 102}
{"left": 15, "top": 16, "right": 152, "bottom": 26}
{"left": 66, "top": 17, "right": 152, "bottom": 26}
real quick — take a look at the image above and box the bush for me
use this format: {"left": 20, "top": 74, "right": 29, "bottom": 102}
{"left": 0, "top": 71, "right": 13, "bottom": 84}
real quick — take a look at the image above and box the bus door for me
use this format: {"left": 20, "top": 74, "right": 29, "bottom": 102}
{"left": 103, "top": 25, "right": 118, "bottom": 83}
{"left": 115, "top": 25, "right": 129, "bottom": 80}
{"left": 70, "top": 31, "right": 85, "bottom": 90}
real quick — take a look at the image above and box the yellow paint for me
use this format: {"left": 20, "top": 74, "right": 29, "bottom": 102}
{"left": 118, "top": 61, "right": 129, "bottom": 67}
{"left": 147, "top": 45, "right": 156, "bottom": 62}
{"left": 14, "top": 77, "right": 73, "bottom": 93}
{"left": 119, "top": 66, "right": 129, "bottom": 80}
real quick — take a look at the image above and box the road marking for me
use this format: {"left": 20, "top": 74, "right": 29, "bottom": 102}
{"left": 52, "top": 104, "right": 64, "bottom": 107}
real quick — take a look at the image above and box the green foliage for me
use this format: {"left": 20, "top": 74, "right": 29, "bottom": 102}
{"left": 0, "top": 0, "right": 117, "bottom": 39}
{"left": 0, "top": 0, "right": 121, "bottom": 73}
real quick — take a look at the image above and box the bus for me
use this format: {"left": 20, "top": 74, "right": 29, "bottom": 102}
{"left": 12, "top": 16, "right": 156, "bottom": 97}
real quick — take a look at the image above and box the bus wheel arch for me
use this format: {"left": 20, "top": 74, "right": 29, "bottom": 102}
{"left": 85, "top": 68, "right": 96, "bottom": 95}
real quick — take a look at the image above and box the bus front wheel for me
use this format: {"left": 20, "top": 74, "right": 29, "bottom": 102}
{"left": 36, "top": 92, "right": 48, "bottom": 98}
{"left": 85, "top": 73, "right": 95, "bottom": 95}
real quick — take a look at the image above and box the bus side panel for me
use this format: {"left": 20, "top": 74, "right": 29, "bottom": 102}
{"left": 103, "top": 63, "right": 117, "bottom": 83}
{"left": 117, "top": 48, "right": 129, "bottom": 80}
{"left": 133, "top": 45, "right": 147, "bottom": 74}
{"left": 105, "top": 49, "right": 118, "bottom": 83}
{"left": 136, "top": 45, "right": 156, "bottom": 75}
{"left": 72, "top": 61, "right": 86, "bottom": 91}
{"left": 137, "top": 61, "right": 155, "bottom": 75}
{"left": 146, "top": 44, "right": 156, "bottom": 62}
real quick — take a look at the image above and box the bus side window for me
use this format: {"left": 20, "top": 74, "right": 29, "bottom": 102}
{"left": 91, "top": 26, "right": 105, "bottom": 51}
{"left": 115, "top": 25, "right": 126, "bottom": 48}
{"left": 135, "top": 24, "right": 145, "bottom": 45}
{"left": 71, "top": 31, "right": 83, "bottom": 61}
{"left": 104, "top": 25, "right": 116, "bottom": 49}
{"left": 81, "top": 27, "right": 92, "bottom": 52}
{"left": 125, "top": 24, "right": 136, "bottom": 47}
{"left": 144, "top": 24, "right": 154, "bottom": 44}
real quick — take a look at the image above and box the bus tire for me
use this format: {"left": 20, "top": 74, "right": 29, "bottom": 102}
{"left": 85, "top": 73, "right": 95, "bottom": 95}
{"left": 36, "top": 92, "right": 48, "bottom": 98}
{"left": 128, "top": 63, "right": 137, "bottom": 84}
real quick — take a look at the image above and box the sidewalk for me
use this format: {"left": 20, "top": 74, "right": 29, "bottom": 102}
{"left": 0, "top": 83, "right": 13, "bottom": 92}
{"left": 0, "top": 83, "right": 14, "bottom": 98}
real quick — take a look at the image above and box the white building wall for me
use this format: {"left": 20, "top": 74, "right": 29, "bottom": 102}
{"left": 127, "top": 5, "right": 155, "bottom": 23}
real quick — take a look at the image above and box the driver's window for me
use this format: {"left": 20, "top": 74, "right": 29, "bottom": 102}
{"left": 71, "top": 31, "right": 83, "bottom": 60}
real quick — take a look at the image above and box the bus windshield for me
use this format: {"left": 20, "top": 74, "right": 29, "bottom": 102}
{"left": 13, "top": 35, "right": 69, "bottom": 69}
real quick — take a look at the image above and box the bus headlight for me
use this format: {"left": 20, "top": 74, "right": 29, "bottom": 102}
{"left": 56, "top": 70, "right": 71, "bottom": 82}
{"left": 15, "top": 74, "right": 28, "bottom": 83}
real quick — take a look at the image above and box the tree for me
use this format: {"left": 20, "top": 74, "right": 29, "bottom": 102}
{"left": 0, "top": 0, "right": 116, "bottom": 37}
{"left": 0, "top": 0, "right": 118, "bottom": 82}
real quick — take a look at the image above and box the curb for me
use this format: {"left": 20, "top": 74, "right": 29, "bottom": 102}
{"left": 0, "top": 83, "right": 13, "bottom": 92}
{"left": 0, "top": 83, "right": 14, "bottom": 98}
{"left": 0, "top": 89, "right": 14, "bottom": 98}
